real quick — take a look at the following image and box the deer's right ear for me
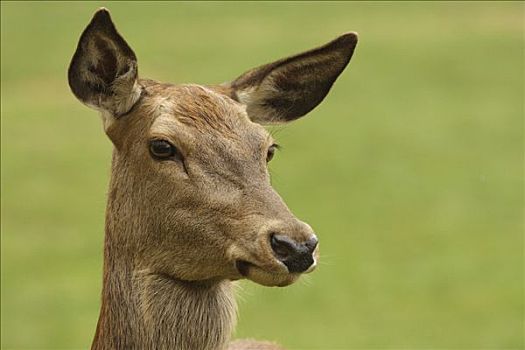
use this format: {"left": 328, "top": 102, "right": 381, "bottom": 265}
{"left": 68, "top": 8, "right": 141, "bottom": 117}
{"left": 228, "top": 33, "right": 358, "bottom": 124}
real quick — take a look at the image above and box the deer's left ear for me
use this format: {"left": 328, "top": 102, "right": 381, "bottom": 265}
{"left": 68, "top": 8, "right": 141, "bottom": 117}
{"left": 228, "top": 33, "right": 358, "bottom": 124}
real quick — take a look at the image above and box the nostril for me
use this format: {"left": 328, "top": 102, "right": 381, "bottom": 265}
{"left": 270, "top": 234, "right": 296, "bottom": 259}
{"left": 270, "top": 234, "right": 317, "bottom": 273}
{"left": 305, "top": 235, "right": 319, "bottom": 254}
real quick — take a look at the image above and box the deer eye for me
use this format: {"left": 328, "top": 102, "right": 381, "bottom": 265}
{"left": 266, "top": 144, "right": 278, "bottom": 162}
{"left": 149, "top": 140, "right": 178, "bottom": 160}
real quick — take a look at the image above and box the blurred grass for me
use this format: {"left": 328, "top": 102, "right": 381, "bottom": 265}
{"left": 1, "top": 1, "right": 523, "bottom": 349}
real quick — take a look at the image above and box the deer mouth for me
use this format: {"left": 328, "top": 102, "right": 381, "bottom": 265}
{"left": 235, "top": 260, "right": 300, "bottom": 287}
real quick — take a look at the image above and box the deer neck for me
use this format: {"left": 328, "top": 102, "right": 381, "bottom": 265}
{"left": 92, "top": 168, "right": 237, "bottom": 350}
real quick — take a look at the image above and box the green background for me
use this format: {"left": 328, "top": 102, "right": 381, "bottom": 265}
{"left": 1, "top": 1, "right": 523, "bottom": 349}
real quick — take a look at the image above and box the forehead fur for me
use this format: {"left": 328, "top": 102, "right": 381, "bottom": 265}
{"left": 142, "top": 82, "right": 255, "bottom": 137}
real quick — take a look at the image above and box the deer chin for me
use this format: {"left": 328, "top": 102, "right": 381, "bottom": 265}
{"left": 235, "top": 260, "right": 300, "bottom": 287}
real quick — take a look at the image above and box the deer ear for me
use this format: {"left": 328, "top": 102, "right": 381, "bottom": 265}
{"left": 229, "top": 33, "right": 358, "bottom": 124}
{"left": 68, "top": 8, "right": 141, "bottom": 117}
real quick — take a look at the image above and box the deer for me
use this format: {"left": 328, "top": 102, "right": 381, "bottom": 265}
{"left": 68, "top": 8, "right": 357, "bottom": 350}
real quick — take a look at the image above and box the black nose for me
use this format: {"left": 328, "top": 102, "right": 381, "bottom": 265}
{"left": 270, "top": 234, "right": 318, "bottom": 273}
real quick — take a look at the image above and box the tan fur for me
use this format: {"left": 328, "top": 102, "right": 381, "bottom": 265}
{"left": 229, "top": 340, "right": 286, "bottom": 350}
{"left": 68, "top": 8, "right": 357, "bottom": 350}
{"left": 91, "top": 81, "right": 312, "bottom": 350}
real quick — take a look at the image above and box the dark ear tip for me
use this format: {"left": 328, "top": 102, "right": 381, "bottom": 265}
{"left": 329, "top": 32, "right": 358, "bottom": 59}
{"left": 337, "top": 32, "right": 359, "bottom": 46}
{"left": 90, "top": 7, "right": 113, "bottom": 27}
{"left": 94, "top": 7, "right": 111, "bottom": 17}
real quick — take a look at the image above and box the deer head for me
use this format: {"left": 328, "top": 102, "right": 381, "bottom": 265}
{"left": 68, "top": 9, "right": 357, "bottom": 288}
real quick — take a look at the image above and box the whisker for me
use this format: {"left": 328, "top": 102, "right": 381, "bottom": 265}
{"left": 299, "top": 275, "right": 313, "bottom": 287}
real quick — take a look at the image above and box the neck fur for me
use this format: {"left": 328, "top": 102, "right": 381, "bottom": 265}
{"left": 92, "top": 168, "right": 237, "bottom": 350}
{"left": 92, "top": 239, "right": 237, "bottom": 350}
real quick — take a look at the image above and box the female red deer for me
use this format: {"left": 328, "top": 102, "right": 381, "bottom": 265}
{"left": 68, "top": 8, "right": 357, "bottom": 350}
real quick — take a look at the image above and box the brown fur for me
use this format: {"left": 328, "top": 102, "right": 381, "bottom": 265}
{"left": 68, "top": 8, "right": 357, "bottom": 350}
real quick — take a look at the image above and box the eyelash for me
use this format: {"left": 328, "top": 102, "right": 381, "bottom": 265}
{"left": 267, "top": 144, "right": 279, "bottom": 162}
{"left": 149, "top": 139, "right": 180, "bottom": 161}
